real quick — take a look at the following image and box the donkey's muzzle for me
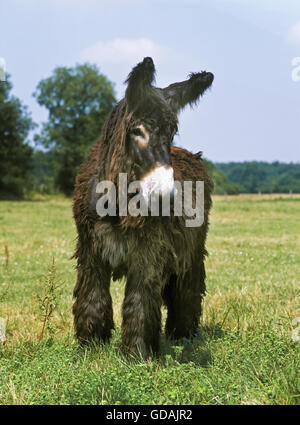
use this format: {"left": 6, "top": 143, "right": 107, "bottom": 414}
{"left": 140, "top": 164, "right": 175, "bottom": 207}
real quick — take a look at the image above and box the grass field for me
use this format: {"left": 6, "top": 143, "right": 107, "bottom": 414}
{"left": 0, "top": 194, "right": 299, "bottom": 405}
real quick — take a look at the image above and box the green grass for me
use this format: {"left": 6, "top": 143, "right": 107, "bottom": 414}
{"left": 0, "top": 195, "right": 299, "bottom": 405}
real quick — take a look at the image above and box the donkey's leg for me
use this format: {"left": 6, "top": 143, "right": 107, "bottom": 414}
{"left": 163, "top": 261, "right": 206, "bottom": 340}
{"left": 121, "top": 269, "right": 162, "bottom": 359}
{"left": 73, "top": 254, "right": 113, "bottom": 345}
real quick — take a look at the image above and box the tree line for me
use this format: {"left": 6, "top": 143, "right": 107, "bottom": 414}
{"left": 0, "top": 64, "right": 299, "bottom": 199}
{"left": 214, "top": 161, "right": 300, "bottom": 194}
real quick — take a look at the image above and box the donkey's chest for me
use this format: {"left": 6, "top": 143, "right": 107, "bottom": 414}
{"left": 93, "top": 220, "right": 192, "bottom": 273}
{"left": 96, "top": 225, "right": 129, "bottom": 269}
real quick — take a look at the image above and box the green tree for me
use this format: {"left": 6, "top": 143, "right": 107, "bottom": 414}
{"left": 28, "top": 150, "right": 55, "bottom": 193}
{"left": 203, "top": 158, "right": 240, "bottom": 194}
{"left": 0, "top": 75, "right": 35, "bottom": 199}
{"left": 34, "top": 64, "right": 116, "bottom": 195}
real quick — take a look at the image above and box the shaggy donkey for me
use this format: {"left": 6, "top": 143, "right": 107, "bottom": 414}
{"left": 73, "top": 57, "right": 214, "bottom": 359}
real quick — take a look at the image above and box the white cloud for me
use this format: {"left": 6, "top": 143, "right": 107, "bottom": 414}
{"left": 81, "top": 38, "right": 169, "bottom": 66}
{"left": 287, "top": 21, "right": 300, "bottom": 45}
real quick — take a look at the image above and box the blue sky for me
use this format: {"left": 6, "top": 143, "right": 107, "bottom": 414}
{"left": 1, "top": 0, "right": 300, "bottom": 162}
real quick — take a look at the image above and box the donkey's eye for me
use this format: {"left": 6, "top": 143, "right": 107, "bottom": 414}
{"left": 130, "top": 124, "right": 150, "bottom": 148}
{"left": 131, "top": 128, "right": 144, "bottom": 137}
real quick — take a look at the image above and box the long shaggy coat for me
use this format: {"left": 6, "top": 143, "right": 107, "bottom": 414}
{"left": 72, "top": 57, "right": 214, "bottom": 358}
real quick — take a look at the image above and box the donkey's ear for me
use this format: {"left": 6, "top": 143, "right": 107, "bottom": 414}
{"left": 163, "top": 71, "right": 214, "bottom": 113}
{"left": 125, "top": 57, "right": 156, "bottom": 111}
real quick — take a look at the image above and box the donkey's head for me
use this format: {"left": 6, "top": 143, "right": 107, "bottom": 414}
{"left": 123, "top": 57, "right": 214, "bottom": 202}
{"left": 104, "top": 57, "right": 213, "bottom": 209}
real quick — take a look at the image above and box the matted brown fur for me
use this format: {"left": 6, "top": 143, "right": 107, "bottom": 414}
{"left": 72, "top": 58, "right": 214, "bottom": 359}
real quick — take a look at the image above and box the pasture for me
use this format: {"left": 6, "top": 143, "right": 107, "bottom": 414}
{"left": 0, "top": 195, "right": 299, "bottom": 405}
